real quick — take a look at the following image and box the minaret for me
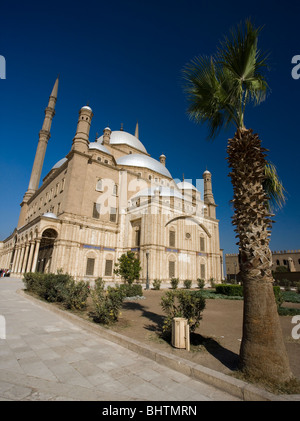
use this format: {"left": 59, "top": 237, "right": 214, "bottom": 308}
{"left": 71, "top": 105, "right": 93, "bottom": 153}
{"left": 103, "top": 127, "right": 111, "bottom": 145}
{"left": 159, "top": 154, "right": 166, "bottom": 166}
{"left": 27, "top": 76, "right": 59, "bottom": 194}
{"left": 203, "top": 169, "right": 216, "bottom": 218}
{"left": 18, "top": 76, "right": 59, "bottom": 228}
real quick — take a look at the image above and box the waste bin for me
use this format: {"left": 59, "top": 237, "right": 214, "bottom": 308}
{"left": 171, "top": 317, "right": 190, "bottom": 350}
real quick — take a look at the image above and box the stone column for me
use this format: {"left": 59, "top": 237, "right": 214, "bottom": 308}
{"left": 21, "top": 243, "right": 30, "bottom": 273}
{"left": 26, "top": 241, "right": 35, "bottom": 272}
{"left": 31, "top": 239, "right": 41, "bottom": 272}
{"left": 17, "top": 245, "right": 26, "bottom": 273}
{"left": 11, "top": 246, "right": 20, "bottom": 273}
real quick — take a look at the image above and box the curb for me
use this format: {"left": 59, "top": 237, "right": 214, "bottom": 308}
{"left": 18, "top": 289, "right": 299, "bottom": 401}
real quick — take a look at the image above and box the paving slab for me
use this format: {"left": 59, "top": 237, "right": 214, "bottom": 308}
{"left": 0, "top": 277, "right": 242, "bottom": 401}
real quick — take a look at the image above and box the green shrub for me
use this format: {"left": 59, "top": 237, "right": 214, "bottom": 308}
{"left": 197, "top": 278, "right": 205, "bottom": 289}
{"left": 119, "top": 283, "right": 143, "bottom": 297}
{"left": 273, "top": 285, "right": 284, "bottom": 308}
{"left": 215, "top": 284, "right": 243, "bottom": 297}
{"left": 170, "top": 278, "right": 179, "bottom": 289}
{"left": 183, "top": 279, "right": 192, "bottom": 289}
{"left": 152, "top": 279, "right": 162, "bottom": 290}
{"left": 89, "top": 279, "right": 125, "bottom": 324}
{"left": 23, "top": 272, "right": 44, "bottom": 294}
{"left": 161, "top": 290, "right": 206, "bottom": 339}
{"left": 114, "top": 251, "right": 141, "bottom": 285}
{"left": 23, "top": 272, "right": 72, "bottom": 302}
{"left": 61, "top": 279, "right": 90, "bottom": 311}
{"left": 208, "top": 277, "right": 216, "bottom": 288}
{"left": 23, "top": 272, "right": 90, "bottom": 309}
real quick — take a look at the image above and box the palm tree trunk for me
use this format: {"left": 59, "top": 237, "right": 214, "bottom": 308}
{"left": 227, "top": 128, "right": 292, "bottom": 384}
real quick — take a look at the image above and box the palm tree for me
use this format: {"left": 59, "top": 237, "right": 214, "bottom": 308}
{"left": 182, "top": 20, "right": 292, "bottom": 384}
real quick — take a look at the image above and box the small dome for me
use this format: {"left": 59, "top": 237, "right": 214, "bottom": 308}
{"left": 116, "top": 154, "right": 172, "bottom": 178}
{"left": 51, "top": 157, "right": 67, "bottom": 170}
{"left": 177, "top": 181, "right": 198, "bottom": 191}
{"left": 42, "top": 212, "right": 58, "bottom": 219}
{"left": 97, "top": 130, "right": 147, "bottom": 154}
{"left": 203, "top": 170, "right": 211, "bottom": 175}
{"left": 81, "top": 105, "right": 92, "bottom": 112}
{"left": 89, "top": 142, "right": 112, "bottom": 155}
{"left": 133, "top": 186, "right": 183, "bottom": 200}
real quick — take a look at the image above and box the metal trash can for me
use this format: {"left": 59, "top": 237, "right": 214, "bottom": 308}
{"left": 171, "top": 317, "right": 190, "bottom": 350}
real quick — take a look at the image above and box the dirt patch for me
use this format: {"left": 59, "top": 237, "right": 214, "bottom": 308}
{"left": 108, "top": 289, "right": 300, "bottom": 382}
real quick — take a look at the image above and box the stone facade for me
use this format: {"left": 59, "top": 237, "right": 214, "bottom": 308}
{"left": 0, "top": 78, "right": 223, "bottom": 286}
{"left": 225, "top": 250, "right": 300, "bottom": 280}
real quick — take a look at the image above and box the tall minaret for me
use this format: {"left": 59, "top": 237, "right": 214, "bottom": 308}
{"left": 71, "top": 105, "right": 93, "bottom": 153}
{"left": 203, "top": 169, "right": 216, "bottom": 218}
{"left": 28, "top": 76, "right": 59, "bottom": 194}
{"left": 18, "top": 76, "right": 59, "bottom": 227}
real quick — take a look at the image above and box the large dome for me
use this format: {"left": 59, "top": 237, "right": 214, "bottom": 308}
{"left": 116, "top": 154, "right": 172, "bottom": 178}
{"left": 97, "top": 130, "right": 147, "bottom": 154}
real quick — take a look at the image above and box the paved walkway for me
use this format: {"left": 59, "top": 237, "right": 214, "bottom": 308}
{"left": 0, "top": 277, "right": 241, "bottom": 401}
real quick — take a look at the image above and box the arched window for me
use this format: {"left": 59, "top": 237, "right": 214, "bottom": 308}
{"left": 169, "top": 261, "right": 175, "bottom": 278}
{"left": 169, "top": 230, "right": 175, "bottom": 247}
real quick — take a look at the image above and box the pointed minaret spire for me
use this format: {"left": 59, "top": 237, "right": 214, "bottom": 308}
{"left": 28, "top": 75, "right": 59, "bottom": 191}
{"left": 50, "top": 74, "right": 59, "bottom": 98}
{"left": 18, "top": 76, "right": 59, "bottom": 227}
{"left": 135, "top": 120, "right": 139, "bottom": 139}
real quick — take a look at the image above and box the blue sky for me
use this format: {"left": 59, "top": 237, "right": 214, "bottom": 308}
{"left": 0, "top": 0, "right": 299, "bottom": 256}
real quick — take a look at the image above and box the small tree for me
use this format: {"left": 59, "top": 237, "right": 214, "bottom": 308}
{"left": 114, "top": 251, "right": 141, "bottom": 285}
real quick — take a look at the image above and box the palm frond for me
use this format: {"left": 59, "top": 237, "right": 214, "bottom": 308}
{"left": 182, "top": 55, "right": 239, "bottom": 139}
{"left": 263, "top": 162, "right": 287, "bottom": 212}
{"left": 182, "top": 19, "right": 270, "bottom": 136}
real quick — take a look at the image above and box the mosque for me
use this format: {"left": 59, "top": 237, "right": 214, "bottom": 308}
{"left": 0, "top": 77, "right": 223, "bottom": 285}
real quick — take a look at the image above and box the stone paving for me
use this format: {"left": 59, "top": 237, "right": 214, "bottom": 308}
{"left": 0, "top": 277, "right": 241, "bottom": 401}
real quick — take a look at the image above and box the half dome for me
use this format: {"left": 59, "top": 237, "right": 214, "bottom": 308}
{"left": 116, "top": 154, "right": 172, "bottom": 178}
{"left": 42, "top": 212, "right": 58, "bottom": 219}
{"left": 51, "top": 157, "right": 68, "bottom": 170}
{"left": 177, "top": 181, "right": 198, "bottom": 191}
{"left": 89, "top": 142, "right": 112, "bottom": 155}
{"left": 133, "top": 186, "right": 183, "bottom": 199}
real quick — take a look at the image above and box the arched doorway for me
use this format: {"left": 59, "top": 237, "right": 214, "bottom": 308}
{"left": 36, "top": 229, "right": 58, "bottom": 273}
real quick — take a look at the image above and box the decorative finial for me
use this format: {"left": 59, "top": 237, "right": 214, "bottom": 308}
{"left": 183, "top": 173, "right": 184, "bottom": 181}
{"left": 120, "top": 123, "right": 124, "bottom": 131}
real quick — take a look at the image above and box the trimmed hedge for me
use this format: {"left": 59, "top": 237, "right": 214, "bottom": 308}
{"left": 119, "top": 283, "right": 143, "bottom": 297}
{"left": 215, "top": 284, "right": 283, "bottom": 307}
{"left": 215, "top": 284, "right": 243, "bottom": 297}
